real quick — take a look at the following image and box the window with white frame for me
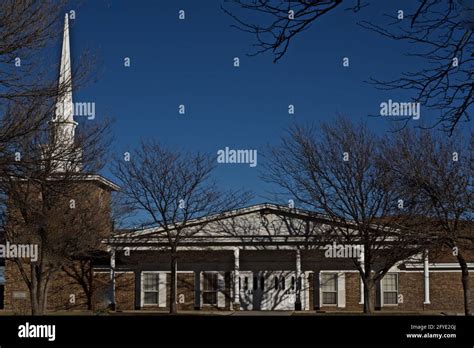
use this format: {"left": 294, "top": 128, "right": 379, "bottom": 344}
{"left": 321, "top": 273, "right": 337, "bottom": 305}
{"left": 142, "top": 273, "right": 159, "bottom": 305}
{"left": 382, "top": 273, "right": 398, "bottom": 305}
{"left": 202, "top": 272, "right": 218, "bottom": 305}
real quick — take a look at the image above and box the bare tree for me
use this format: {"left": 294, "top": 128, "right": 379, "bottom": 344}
{"left": 0, "top": 1, "right": 94, "bottom": 179}
{"left": 224, "top": 1, "right": 472, "bottom": 133}
{"left": 360, "top": 0, "right": 473, "bottom": 134}
{"left": 0, "top": 92, "right": 113, "bottom": 314}
{"left": 222, "top": 0, "right": 367, "bottom": 63}
{"left": 382, "top": 128, "right": 473, "bottom": 315}
{"left": 113, "top": 141, "right": 251, "bottom": 314}
{"left": 263, "top": 118, "right": 427, "bottom": 313}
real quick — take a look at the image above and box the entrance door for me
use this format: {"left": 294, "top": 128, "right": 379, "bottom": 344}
{"left": 264, "top": 271, "right": 297, "bottom": 310}
{"left": 239, "top": 271, "right": 267, "bottom": 310}
{"left": 239, "top": 271, "right": 306, "bottom": 310}
{"left": 239, "top": 271, "right": 253, "bottom": 310}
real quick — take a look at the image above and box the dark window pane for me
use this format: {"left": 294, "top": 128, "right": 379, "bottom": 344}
{"left": 203, "top": 273, "right": 218, "bottom": 291}
{"left": 322, "top": 292, "right": 337, "bottom": 305}
{"left": 203, "top": 292, "right": 217, "bottom": 305}
{"left": 143, "top": 273, "right": 159, "bottom": 292}
{"left": 321, "top": 274, "right": 337, "bottom": 292}
{"left": 144, "top": 292, "right": 158, "bottom": 305}
{"left": 384, "top": 292, "right": 397, "bottom": 305}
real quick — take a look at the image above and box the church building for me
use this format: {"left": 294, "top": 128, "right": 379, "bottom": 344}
{"left": 1, "top": 14, "right": 473, "bottom": 315}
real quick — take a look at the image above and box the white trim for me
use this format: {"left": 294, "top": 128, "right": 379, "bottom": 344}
{"left": 115, "top": 203, "right": 329, "bottom": 238}
{"left": 337, "top": 272, "right": 346, "bottom": 308}
{"left": 359, "top": 246, "right": 364, "bottom": 304}
{"left": 110, "top": 249, "right": 115, "bottom": 306}
{"left": 303, "top": 271, "right": 311, "bottom": 310}
{"left": 406, "top": 262, "right": 474, "bottom": 269}
{"left": 158, "top": 272, "right": 167, "bottom": 307}
{"left": 233, "top": 248, "right": 240, "bottom": 308}
{"left": 423, "top": 251, "right": 430, "bottom": 304}
{"left": 80, "top": 174, "right": 120, "bottom": 191}
{"left": 218, "top": 272, "right": 226, "bottom": 308}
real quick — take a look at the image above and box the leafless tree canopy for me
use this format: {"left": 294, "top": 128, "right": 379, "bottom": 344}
{"left": 222, "top": 0, "right": 367, "bottom": 63}
{"left": 0, "top": 106, "right": 112, "bottom": 314}
{"left": 0, "top": 1, "right": 94, "bottom": 181}
{"left": 224, "top": 0, "right": 472, "bottom": 133}
{"left": 360, "top": 0, "right": 473, "bottom": 134}
{"left": 113, "top": 141, "right": 251, "bottom": 313}
{"left": 263, "top": 118, "right": 430, "bottom": 313}
{"left": 381, "top": 127, "right": 473, "bottom": 315}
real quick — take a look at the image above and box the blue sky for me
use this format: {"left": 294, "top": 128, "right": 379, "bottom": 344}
{"left": 62, "top": 0, "right": 471, "bottom": 206}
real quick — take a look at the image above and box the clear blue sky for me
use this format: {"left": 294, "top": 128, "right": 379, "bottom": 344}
{"left": 62, "top": 0, "right": 471, "bottom": 206}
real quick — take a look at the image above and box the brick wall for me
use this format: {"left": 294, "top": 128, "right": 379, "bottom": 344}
{"left": 427, "top": 272, "right": 474, "bottom": 312}
{"left": 4, "top": 259, "right": 103, "bottom": 314}
{"left": 115, "top": 272, "right": 135, "bottom": 311}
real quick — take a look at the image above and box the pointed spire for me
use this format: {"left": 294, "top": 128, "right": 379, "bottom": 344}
{"left": 54, "top": 13, "right": 74, "bottom": 124}
{"left": 52, "top": 13, "right": 77, "bottom": 147}
{"left": 49, "top": 13, "right": 81, "bottom": 173}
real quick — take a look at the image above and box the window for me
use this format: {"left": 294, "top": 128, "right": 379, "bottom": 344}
{"left": 291, "top": 276, "right": 296, "bottom": 290}
{"left": 253, "top": 276, "right": 258, "bottom": 290}
{"left": 142, "top": 273, "right": 159, "bottom": 305}
{"left": 260, "top": 276, "right": 265, "bottom": 290}
{"left": 243, "top": 276, "right": 249, "bottom": 291}
{"left": 321, "top": 273, "right": 337, "bottom": 305}
{"left": 203, "top": 272, "right": 218, "bottom": 305}
{"left": 274, "top": 276, "right": 278, "bottom": 290}
{"left": 382, "top": 274, "right": 398, "bottom": 305}
{"left": 280, "top": 276, "right": 286, "bottom": 290}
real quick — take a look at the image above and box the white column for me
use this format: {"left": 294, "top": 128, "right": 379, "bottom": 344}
{"left": 110, "top": 248, "right": 116, "bottom": 309}
{"left": 233, "top": 248, "right": 240, "bottom": 310}
{"left": 296, "top": 249, "right": 301, "bottom": 278}
{"left": 295, "top": 249, "right": 302, "bottom": 310}
{"left": 423, "top": 250, "right": 430, "bottom": 304}
{"left": 359, "top": 245, "right": 364, "bottom": 304}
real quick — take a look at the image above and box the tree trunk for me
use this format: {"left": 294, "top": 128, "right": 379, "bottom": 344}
{"left": 86, "top": 261, "right": 93, "bottom": 311}
{"left": 363, "top": 278, "right": 375, "bottom": 314}
{"left": 362, "top": 258, "right": 374, "bottom": 314}
{"left": 30, "top": 266, "right": 39, "bottom": 315}
{"left": 30, "top": 264, "right": 45, "bottom": 315}
{"left": 457, "top": 253, "right": 471, "bottom": 316}
{"left": 170, "top": 249, "right": 178, "bottom": 314}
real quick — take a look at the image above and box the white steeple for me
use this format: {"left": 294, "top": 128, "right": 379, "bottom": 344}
{"left": 51, "top": 13, "right": 78, "bottom": 148}
{"left": 49, "top": 13, "right": 81, "bottom": 173}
